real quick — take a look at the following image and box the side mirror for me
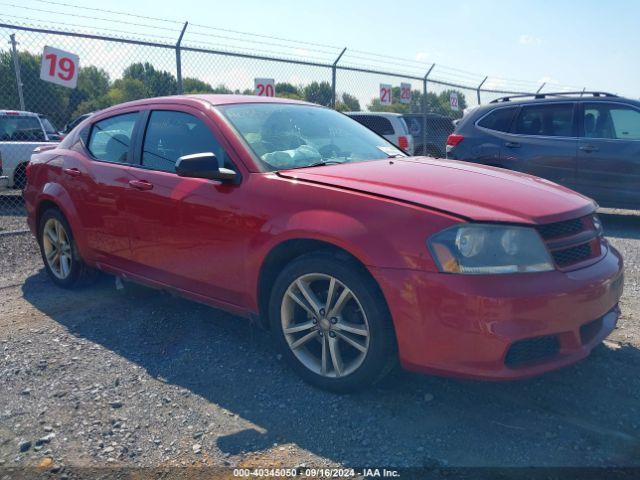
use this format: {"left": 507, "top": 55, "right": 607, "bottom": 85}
{"left": 175, "top": 152, "right": 238, "bottom": 183}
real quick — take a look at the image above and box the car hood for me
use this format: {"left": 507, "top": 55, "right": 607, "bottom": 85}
{"left": 278, "top": 157, "right": 595, "bottom": 224}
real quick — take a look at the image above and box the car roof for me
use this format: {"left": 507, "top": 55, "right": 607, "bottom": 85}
{"left": 95, "top": 94, "right": 316, "bottom": 117}
{"left": 344, "top": 111, "right": 403, "bottom": 117}
{"left": 0, "top": 110, "right": 39, "bottom": 117}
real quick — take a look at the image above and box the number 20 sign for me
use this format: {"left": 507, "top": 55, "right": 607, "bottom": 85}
{"left": 40, "top": 46, "right": 79, "bottom": 89}
{"left": 254, "top": 78, "right": 275, "bottom": 97}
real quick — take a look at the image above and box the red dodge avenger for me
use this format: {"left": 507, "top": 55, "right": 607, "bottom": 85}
{"left": 24, "top": 95, "right": 624, "bottom": 391}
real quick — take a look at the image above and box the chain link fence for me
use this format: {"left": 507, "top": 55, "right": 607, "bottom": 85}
{"left": 0, "top": 21, "right": 547, "bottom": 234}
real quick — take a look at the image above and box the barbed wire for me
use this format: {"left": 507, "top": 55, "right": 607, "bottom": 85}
{"left": 3, "top": 0, "right": 582, "bottom": 93}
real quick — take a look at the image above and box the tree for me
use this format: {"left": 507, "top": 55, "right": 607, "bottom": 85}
{"left": 122, "top": 62, "right": 177, "bottom": 97}
{"left": 73, "top": 78, "right": 147, "bottom": 116}
{"left": 367, "top": 87, "right": 467, "bottom": 119}
{"left": 183, "top": 77, "right": 213, "bottom": 94}
{"left": 0, "top": 51, "right": 69, "bottom": 126}
{"left": 66, "top": 66, "right": 110, "bottom": 120}
{"left": 276, "top": 82, "right": 302, "bottom": 99}
{"left": 303, "top": 81, "right": 332, "bottom": 106}
{"left": 336, "top": 92, "right": 360, "bottom": 112}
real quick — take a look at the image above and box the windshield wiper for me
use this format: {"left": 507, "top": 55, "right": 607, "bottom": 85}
{"left": 297, "top": 160, "right": 346, "bottom": 169}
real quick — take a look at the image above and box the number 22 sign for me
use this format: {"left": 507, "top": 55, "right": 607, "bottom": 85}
{"left": 40, "top": 46, "right": 79, "bottom": 89}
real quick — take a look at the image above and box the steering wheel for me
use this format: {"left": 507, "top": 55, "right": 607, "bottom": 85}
{"left": 319, "top": 144, "right": 342, "bottom": 159}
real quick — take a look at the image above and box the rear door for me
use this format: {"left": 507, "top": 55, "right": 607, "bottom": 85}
{"left": 575, "top": 101, "right": 640, "bottom": 208}
{"left": 64, "top": 110, "right": 140, "bottom": 268}
{"left": 503, "top": 102, "right": 578, "bottom": 187}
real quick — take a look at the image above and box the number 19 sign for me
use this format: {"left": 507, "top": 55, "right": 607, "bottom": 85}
{"left": 40, "top": 46, "right": 79, "bottom": 89}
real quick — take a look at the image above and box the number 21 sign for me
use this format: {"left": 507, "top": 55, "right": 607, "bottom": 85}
{"left": 40, "top": 46, "right": 79, "bottom": 89}
{"left": 379, "top": 84, "right": 392, "bottom": 105}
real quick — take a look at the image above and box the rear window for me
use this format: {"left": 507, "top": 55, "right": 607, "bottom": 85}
{"left": 0, "top": 115, "right": 45, "bottom": 142}
{"left": 349, "top": 115, "right": 394, "bottom": 136}
{"left": 477, "top": 107, "right": 517, "bottom": 132}
{"left": 513, "top": 103, "right": 574, "bottom": 137}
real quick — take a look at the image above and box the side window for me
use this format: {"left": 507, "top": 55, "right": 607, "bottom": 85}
{"left": 514, "top": 104, "right": 574, "bottom": 137}
{"left": 582, "top": 103, "right": 640, "bottom": 140}
{"left": 87, "top": 113, "right": 137, "bottom": 163}
{"left": 477, "top": 107, "right": 517, "bottom": 132}
{"left": 142, "top": 111, "right": 229, "bottom": 173}
{"left": 351, "top": 115, "right": 394, "bottom": 136}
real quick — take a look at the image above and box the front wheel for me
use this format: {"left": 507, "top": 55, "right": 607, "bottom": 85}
{"left": 269, "top": 252, "right": 397, "bottom": 392}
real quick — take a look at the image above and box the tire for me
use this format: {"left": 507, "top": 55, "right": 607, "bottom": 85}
{"left": 13, "top": 163, "right": 26, "bottom": 190}
{"left": 38, "top": 208, "right": 96, "bottom": 288}
{"left": 269, "top": 252, "right": 397, "bottom": 392}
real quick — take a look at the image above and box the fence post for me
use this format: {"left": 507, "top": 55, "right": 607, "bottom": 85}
{"left": 536, "top": 82, "right": 546, "bottom": 94}
{"left": 175, "top": 22, "right": 188, "bottom": 94}
{"left": 476, "top": 76, "right": 488, "bottom": 105}
{"left": 331, "top": 48, "right": 346, "bottom": 109}
{"left": 422, "top": 63, "right": 435, "bottom": 156}
{"left": 9, "top": 34, "right": 25, "bottom": 111}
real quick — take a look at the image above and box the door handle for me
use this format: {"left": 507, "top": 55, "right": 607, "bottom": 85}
{"left": 63, "top": 167, "right": 81, "bottom": 178}
{"left": 505, "top": 141, "right": 521, "bottom": 148}
{"left": 128, "top": 179, "right": 154, "bottom": 191}
{"left": 579, "top": 145, "right": 599, "bottom": 153}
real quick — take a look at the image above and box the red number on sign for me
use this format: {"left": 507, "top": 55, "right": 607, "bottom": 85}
{"left": 381, "top": 88, "right": 389, "bottom": 102}
{"left": 257, "top": 83, "right": 274, "bottom": 97}
{"left": 45, "top": 53, "right": 57, "bottom": 76}
{"left": 44, "top": 53, "right": 76, "bottom": 81}
{"left": 58, "top": 57, "right": 75, "bottom": 81}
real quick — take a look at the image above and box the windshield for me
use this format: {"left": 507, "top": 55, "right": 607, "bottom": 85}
{"left": 40, "top": 117, "right": 57, "bottom": 134}
{"left": 219, "top": 103, "right": 405, "bottom": 171}
{"left": 0, "top": 115, "right": 46, "bottom": 142}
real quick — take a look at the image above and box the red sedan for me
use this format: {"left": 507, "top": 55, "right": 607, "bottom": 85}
{"left": 24, "top": 95, "right": 624, "bottom": 392}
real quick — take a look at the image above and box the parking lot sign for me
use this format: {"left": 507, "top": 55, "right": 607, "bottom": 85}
{"left": 39, "top": 45, "right": 79, "bottom": 88}
{"left": 255, "top": 78, "right": 275, "bottom": 97}
{"left": 450, "top": 92, "right": 459, "bottom": 111}
{"left": 380, "top": 84, "right": 392, "bottom": 105}
{"left": 400, "top": 83, "right": 411, "bottom": 104}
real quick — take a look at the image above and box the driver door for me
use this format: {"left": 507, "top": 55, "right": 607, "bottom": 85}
{"left": 123, "top": 106, "right": 252, "bottom": 305}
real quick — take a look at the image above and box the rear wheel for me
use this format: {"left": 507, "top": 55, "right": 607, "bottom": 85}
{"left": 38, "top": 208, "right": 95, "bottom": 288}
{"left": 269, "top": 252, "right": 396, "bottom": 392}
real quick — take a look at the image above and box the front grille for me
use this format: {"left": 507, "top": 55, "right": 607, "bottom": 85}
{"left": 505, "top": 335, "right": 560, "bottom": 368}
{"left": 552, "top": 243, "right": 593, "bottom": 268}
{"left": 536, "top": 215, "right": 600, "bottom": 269}
{"left": 537, "top": 217, "right": 583, "bottom": 240}
{"left": 580, "top": 317, "right": 603, "bottom": 345}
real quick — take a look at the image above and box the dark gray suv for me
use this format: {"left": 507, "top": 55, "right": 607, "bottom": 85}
{"left": 446, "top": 92, "right": 640, "bottom": 209}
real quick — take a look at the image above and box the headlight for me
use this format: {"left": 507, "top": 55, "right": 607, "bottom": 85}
{"left": 429, "top": 224, "right": 554, "bottom": 274}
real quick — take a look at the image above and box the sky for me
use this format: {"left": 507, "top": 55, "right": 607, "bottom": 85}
{"left": 1, "top": 0, "right": 638, "bottom": 100}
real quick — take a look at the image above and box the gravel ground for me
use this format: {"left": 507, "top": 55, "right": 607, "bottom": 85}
{"left": 0, "top": 191, "right": 28, "bottom": 232}
{"left": 0, "top": 209, "right": 639, "bottom": 476}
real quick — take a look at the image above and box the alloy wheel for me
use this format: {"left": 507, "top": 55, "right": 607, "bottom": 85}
{"left": 42, "top": 218, "right": 73, "bottom": 280}
{"left": 281, "top": 273, "right": 371, "bottom": 378}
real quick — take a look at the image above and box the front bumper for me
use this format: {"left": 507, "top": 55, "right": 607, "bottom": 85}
{"left": 371, "top": 244, "right": 624, "bottom": 380}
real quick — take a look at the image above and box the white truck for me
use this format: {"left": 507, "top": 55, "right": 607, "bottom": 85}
{"left": 0, "top": 110, "right": 58, "bottom": 189}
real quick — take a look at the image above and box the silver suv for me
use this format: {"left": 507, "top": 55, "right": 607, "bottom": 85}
{"left": 345, "top": 112, "right": 414, "bottom": 155}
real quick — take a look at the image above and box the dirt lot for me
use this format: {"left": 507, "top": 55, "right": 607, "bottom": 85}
{"left": 0, "top": 208, "right": 639, "bottom": 476}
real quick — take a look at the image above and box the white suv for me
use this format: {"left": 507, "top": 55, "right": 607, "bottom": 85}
{"left": 345, "top": 112, "right": 414, "bottom": 155}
